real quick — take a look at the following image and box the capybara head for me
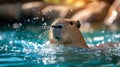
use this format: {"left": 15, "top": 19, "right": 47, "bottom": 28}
{"left": 49, "top": 18, "right": 89, "bottom": 48}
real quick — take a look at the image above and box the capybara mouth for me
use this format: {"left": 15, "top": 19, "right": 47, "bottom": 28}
{"left": 55, "top": 36, "right": 61, "bottom": 40}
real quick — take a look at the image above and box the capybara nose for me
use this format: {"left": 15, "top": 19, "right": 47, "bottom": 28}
{"left": 51, "top": 25, "right": 63, "bottom": 29}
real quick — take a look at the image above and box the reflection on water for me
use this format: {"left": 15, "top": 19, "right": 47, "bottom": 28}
{"left": 0, "top": 28, "right": 120, "bottom": 67}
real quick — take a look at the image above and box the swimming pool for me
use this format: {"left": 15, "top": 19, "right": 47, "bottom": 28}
{"left": 0, "top": 26, "right": 120, "bottom": 67}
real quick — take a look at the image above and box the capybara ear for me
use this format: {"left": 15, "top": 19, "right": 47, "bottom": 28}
{"left": 77, "top": 20, "right": 81, "bottom": 28}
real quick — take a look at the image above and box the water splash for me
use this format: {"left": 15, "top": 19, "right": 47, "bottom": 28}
{"left": 0, "top": 29, "right": 120, "bottom": 66}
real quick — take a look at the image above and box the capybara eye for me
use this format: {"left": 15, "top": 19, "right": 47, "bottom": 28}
{"left": 77, "top": 20, "right": 81, "bottom": 28}
{"left": 69, "top": 21, "right": 73, "bottom": 25}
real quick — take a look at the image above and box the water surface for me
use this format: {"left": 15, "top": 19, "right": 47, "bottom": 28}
{"left": 0, "top": 26, "right": 120, "bottom": 67}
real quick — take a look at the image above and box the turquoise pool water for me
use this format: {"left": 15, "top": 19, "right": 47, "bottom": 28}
{"left": 0, "top": 26, "right": 120, "bottom": 67}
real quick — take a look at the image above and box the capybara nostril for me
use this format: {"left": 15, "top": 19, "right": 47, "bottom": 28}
{"left": 57, "top": 25, "right": 63, "bottom": 29}
{"left": 51, "top": 25, "right": 63, "bottom": 29}
{"left": 51, "top": 25, "right": 55, "bottom": 28}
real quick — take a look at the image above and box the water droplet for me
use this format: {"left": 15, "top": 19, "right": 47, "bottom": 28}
{"left": 13, "top": 23, "right": 21, "bottom": 29}
{"left": 33, "top": 17, "right": 36, "bottom": 20}
{"left": 42, "top": 17, "right": 44, "bottom": 21}
{"left": 36, "top": 17, "right": 39, "bottom": 20}
{"left": 33, "top": 17, "right": 39, "bottom": 20}
{"left": 0, "top": 35, "right": 2, "bottom": 40}
{"left": 4, "top": 45, "right": 8, "bottom": 51}
{"left": 108, "top": 39, "right": 111, "bottom": 42}
{"left": 27, "top": 19, "right": 30, "bottom": 22}
{"left": 9, "top": 41, "right": 13, "bottom": 45}
{"left": 8, "top": 24, "right": 10, "bottom": 27}
{"left": 101, "top": 41, "right": 105, "bottom": 44}
{"left": 93, "top": 37, "right": 104, "bottom": 41}
{"left": 43, "top": 23, "right": 47, "bottom": 26}
{"left": 102, "top": 31, "right": 104, "bottom": 33}
{"left": 19, "top": 23, "right": 22, "bottom": 26}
